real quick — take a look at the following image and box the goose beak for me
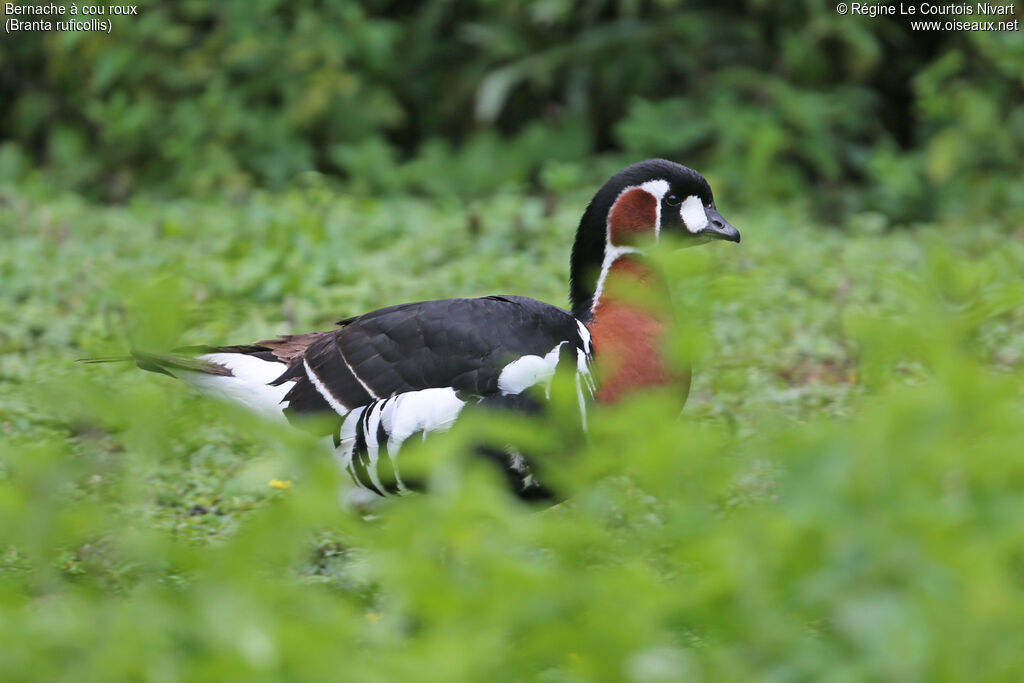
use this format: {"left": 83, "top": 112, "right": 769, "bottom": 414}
{"left": 702, "top": 208, "right": 740, "bottom": 243}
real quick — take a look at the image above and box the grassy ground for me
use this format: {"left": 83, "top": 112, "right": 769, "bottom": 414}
{"left": 1, "top": 182, "right": 1023, "bottom": 680}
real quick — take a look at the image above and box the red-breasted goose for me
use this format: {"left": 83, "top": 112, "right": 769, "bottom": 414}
{"left": 126, "top": 159, "right": 740, "bottom": 499}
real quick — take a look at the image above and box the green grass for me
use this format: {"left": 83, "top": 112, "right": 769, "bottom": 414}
{"left": 1, "top": 182, "right": 1023, "bottom": 680}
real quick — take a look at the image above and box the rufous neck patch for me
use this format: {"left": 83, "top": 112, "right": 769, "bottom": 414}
{"left": 588, "top": 255, "right": 679, "bottom": 403}
{"left": 589, "top": 297, "right": 678, "bottom": 404}
{"left": 608, "top": 187, "right": 657, "bottom": 246}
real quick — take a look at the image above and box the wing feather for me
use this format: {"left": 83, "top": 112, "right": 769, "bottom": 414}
{"left": 275, "top": 296, "right": 584, "bottom": 430}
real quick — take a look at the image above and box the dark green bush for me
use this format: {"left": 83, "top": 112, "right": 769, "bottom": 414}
{"left": 1, "top": 186, "right": 1022, "bottom": 679}
{"left": 2, "top": 1, "right": 1021, "bottom": 221}
{"left": 2, "top": 4, "right": 1022, "bottom": 677}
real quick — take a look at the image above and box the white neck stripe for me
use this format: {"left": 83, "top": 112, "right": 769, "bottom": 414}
{"left": 590, "top": 179, "right": 667, "bottom": 316}
{"left": 589, "top": 245, "right": 641, "bottom": 317}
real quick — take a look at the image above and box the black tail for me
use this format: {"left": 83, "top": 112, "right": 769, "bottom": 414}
{"left": 78, "top": 350, "right": 231, "bottom": 378}
{"left": 77, "top": 356, "right": 133, "bottom": 365}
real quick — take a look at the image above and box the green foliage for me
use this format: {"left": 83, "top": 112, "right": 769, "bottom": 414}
{"left": 2, "top": 183, "right": 1023, "bottom": 679}
{"left": 2, "top": 2, "right": 1020, "bottom": 675}
{"left": 3, "top": 2, "right": 1022, "bottom": 220}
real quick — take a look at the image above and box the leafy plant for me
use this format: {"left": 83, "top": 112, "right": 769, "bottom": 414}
{"left": 2, "top": 1, "right": 1021, "bottom": 222}
{"left": 1, "top": 181, "right": 1021, "bottom": 679}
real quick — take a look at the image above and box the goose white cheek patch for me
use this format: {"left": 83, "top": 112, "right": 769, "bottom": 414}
{"left": 679, "top": 195, "right": 708, "bottom": 233}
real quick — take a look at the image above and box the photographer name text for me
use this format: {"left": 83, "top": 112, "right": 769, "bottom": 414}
{"left": 836, "top": 2, "right": 1019, "bottom": 30}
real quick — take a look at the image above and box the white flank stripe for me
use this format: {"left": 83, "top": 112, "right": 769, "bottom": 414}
{"left": 575, "top": 373, "right": 589, "bottom": 433}
{"left": 361, "top": 402, "right": 388, "bottom": 494}
{"left": 337, "top": 406, "right": 365, "bottom": 478}
{"left": 387, "top": 387, "right": 466, "bottom": 445}
{"left": 325, "top": 433, "right": 360, "bottom": 489}
{"left": 576, "top": 319, "right": 593, "bottom": 355}
{"left": 337, "top": 344, "right": 380, "bottom": 400}
{"left": 576, "top": 347, "right": 594, "bottom": 433}
{"left": 302, "top": 359, "right": 350, "bottom": 417}
{"left": 576, "top": 348, "right": 595, "bottom": 394}
{"left": 333, "top": 387, "right": 467, "bottom": 496}
{"left": 498, "top": 343, "right": 566, "bottom": 396}
{"left": 379, "top": 398, "right": 409, "bottom": 492}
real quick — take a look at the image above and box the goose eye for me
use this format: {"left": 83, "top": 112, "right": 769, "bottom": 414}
{"left": 665, "top": 193, "right": 681, "bottom": 206}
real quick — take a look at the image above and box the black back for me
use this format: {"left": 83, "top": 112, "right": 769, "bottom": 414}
{"left": 273, "top": 295, "right": 585, "bottom": 426}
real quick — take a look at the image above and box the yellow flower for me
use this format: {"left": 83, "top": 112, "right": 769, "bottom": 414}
{"left": 268, "top": 478, "right": 292, "bottom": 490}
{"left": 364, "top": 612, "right": 382, "bottom": 624}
